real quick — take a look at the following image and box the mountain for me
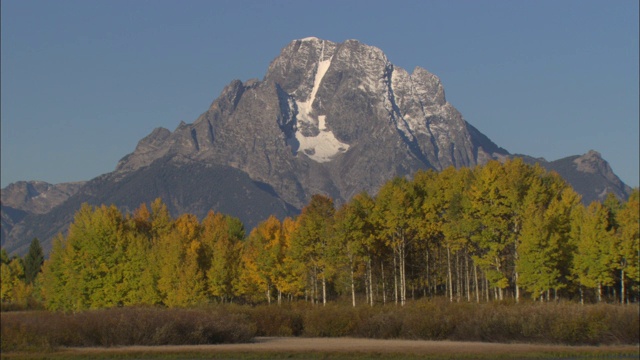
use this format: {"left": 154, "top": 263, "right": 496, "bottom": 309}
{"left": 1, "top": 38, "right": 632, "bottom": 255}
{"left": 518, "top": 150, "right": 633, "bottom": 205}
{"left": 1, "top": 181, "right": 85, "bottom": 251}
{"left": 115, "top": 38, "right": 508, "bottom": 209}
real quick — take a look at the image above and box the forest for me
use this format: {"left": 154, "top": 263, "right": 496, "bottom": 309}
{"left": 1, "top": 158, "right": 638, "bottom": 311}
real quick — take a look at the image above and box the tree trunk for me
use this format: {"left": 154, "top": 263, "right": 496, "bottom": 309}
{"left": 394, "top": 252, "right": 398, "bottom": 305}
{"left": 456, "top": 251, "right": 461, "bottom": 302}
{"left": 515, "top": 270, "right": 520, "bottom": 303}
{"left": 267, "top": 287, "right": 271, "bottom": 305}
{"left": 351, "top": 267, "right": 356, "bottom": 307}
{"left": 485, "top": 274, "right": 490, "bottom": 302}
{"left": 369, "top": 259, "right": 374, "bottom": 306}
{"left": 465, "top": 253, "right": 470, "bottom": 302}
{"left": 400, "top": 242, "right": 406, "bottom": 306}
{"left": 322, "top": 274, "right": 327, "bottom": 306}
{"left": 597, "top": 283, "right": 602, "bottom": 303}
{"left": 474, "top": 263, "right": 480, "bottom": 303}
{"left": 381, "top": 262, "right": 386, "bottom": 305}
{"left": 425, "top": 247, "right": 429, "bottom": 297}
{"left": 621, "top": 269, "right": 626, "bottom": 305}
{"left": 313, "top": 266, "right": 318, "bottom": 305}
{"left": 446, "top": 246, "right": 453, "bottom": 302}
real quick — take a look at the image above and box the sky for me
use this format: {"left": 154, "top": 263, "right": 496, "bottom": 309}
{"left": 1, "top": 0, "right": 638, "bottom": 188}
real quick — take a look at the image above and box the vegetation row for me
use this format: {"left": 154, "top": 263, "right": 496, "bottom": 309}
{"left": 1, "top": 159, "right": 638, "bottom": 311}
{"left": 2, "top": 301, "right": 638, "bottom": 352}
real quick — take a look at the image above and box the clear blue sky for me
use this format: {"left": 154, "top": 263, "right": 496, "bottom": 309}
{"left": 2, "top": 0, "right": 638, "bottom": 188}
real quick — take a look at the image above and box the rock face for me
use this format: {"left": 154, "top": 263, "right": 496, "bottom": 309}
{"left": 0, "top": 38, "right": 632, "bottom": 255}
{"left": 114, "top": 38, "right": 507, "bottom": 209}
{"left": 1, "top": 181, "right": 85, "bottom": 214}
{"left": 542, "top": 150, "right": 632, "bottom": 205}
{"left": 1, "top": 181, "right": 85, "bottom": 251}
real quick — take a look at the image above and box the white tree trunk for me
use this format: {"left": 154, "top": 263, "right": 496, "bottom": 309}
{"left": 351, "top": 268, "right": 356, "bottom": 307}
{"left": 322, "top": 274, "right": 327, "bottom": 306}
{"left": 515, "top": 270, "right": 520, "bottom": 303}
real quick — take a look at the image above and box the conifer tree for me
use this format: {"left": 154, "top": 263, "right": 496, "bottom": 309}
{"left": 24, "top": 238, "right": 44, "bottom": 285}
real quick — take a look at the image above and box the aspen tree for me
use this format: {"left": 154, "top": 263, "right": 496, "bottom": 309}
{"left": 616, "top": 189, "right": 639, "bottom": 303}
{"left": 291, "top": 195, "right": 335, "bottom": 305}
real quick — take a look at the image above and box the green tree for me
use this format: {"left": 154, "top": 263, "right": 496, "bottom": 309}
{"left": 373, "top": 178, "right": 419, "bottom": 306}
{"left": 40, "top": 234, "right": 71, "bottom": 310}
{"left": 333, "top": 193, "right": 376, "bottom": 307}
{"left": 1, "top": 257, "right": 26, "bottom": 305}
{"left": 571, "top": 201, "right": 617, "bottom": 303}
{"left": 517, "top": 174, "right": 579, "bottom": 301}
{"left": 1, "top": 249, "right": 9, "bottom": 264}
{"left": 48, "top": 204, "right": 128, "bottom": 309}
{"left": 468, "top": 161, "right": 512, "bottom": 300}
{"left": 204, "top": 212, "right": 244, "bottom": 303}
{"left": 291, "top": 194, "right": 336, "bottom": 305}
{"left": 24, "top": 238, "right": 44, "bottom": 285}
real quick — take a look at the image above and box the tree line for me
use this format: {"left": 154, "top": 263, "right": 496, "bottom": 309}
{"left": 1, "top": 159, "right": 638, "bottom": 311}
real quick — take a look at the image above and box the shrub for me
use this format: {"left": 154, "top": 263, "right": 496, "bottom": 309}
{"left": 356, "top": 309, "right": 403, "bottom": 338}
{"left": 0, "top": 307, "right": 255, "bottom": 352}
{"left": 400, "top": 301, "right": 457, "bottom": 340}
{"left": 244, "top": 304, "right": 304, "bottom": 336}
{"left": 302, "top": 304, "right": 359, "bottom": 337}
{"left": 2, "top": 300, "right": 638, "bottom": 353}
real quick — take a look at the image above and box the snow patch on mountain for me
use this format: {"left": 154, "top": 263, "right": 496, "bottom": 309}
{"left": 291, "top": 40, "right": 350, "bottom": 163}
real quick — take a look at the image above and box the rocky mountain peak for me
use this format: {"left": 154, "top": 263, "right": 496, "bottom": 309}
{"left": 112, "top": 37, "right": 509, "bottom": 208}
{"left": 572, "top": 150, "right": 630, "bottom": 198}
{"left": 574, "top": 150, "right": 607, "bottom": 174}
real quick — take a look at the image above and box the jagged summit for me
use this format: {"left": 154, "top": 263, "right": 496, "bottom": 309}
{"left": 116, "top": 38, "right": 507, "bottom": 203}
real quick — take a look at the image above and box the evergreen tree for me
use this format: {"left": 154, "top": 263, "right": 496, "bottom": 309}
{"left": 24, "top": 238, "right": 44, "bottom": 285}
{"left": 0, "top": 249, "right": 9, "bottom": 265}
